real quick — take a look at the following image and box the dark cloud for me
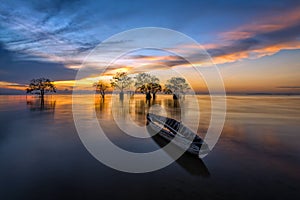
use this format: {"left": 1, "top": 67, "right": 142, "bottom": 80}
{"left": 208, "top": 22, "right": 300, "bottom": 59}
{"left": 208, "top": 38, "right": 261, "bottom": 57}
{"left": 1, "top": 0, "right": 300, "bottom": 87}
{"left": 158, "top": 59, "right": 189, "bottom": 68}
{"left": 124, "top": 54, "right": 191, "bottom": 70}
{"left": 0, "top": 43, "right": 76, "bottom": 83}
{"left": 257, "top": 23, "right": 300, "bottom": 43}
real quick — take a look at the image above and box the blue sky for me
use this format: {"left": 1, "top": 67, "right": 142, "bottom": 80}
{"left": 0, "top": 0, "right": 300, "bottom": 93}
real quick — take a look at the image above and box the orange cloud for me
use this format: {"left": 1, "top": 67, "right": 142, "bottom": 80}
{"left": 220, "top": 7, "right": 300, "bottom": 41}
{"left": 0, "top": 81, "right": 26, "bottom": 91}
{"left": 201, "top": 8, "right": 300, "bottom": 65}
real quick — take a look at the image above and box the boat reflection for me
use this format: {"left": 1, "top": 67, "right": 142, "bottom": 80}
{"left": 147, "top": 126, "right": 210, "bottom": 177}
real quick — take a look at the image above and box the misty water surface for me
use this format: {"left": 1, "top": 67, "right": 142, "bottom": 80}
{"left": 0, "top": 94, "right": 299, "bottom": 200}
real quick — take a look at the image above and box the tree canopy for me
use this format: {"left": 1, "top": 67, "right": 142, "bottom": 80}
{"left": 26, "top": 78, "right": 56, "bottom": 98}
{"left": 93, "top": 80, "right": 110, "bottom": 98}
{"left": 164, "top": 77, "right": 190, "bottom": 99}
{"left": 110, "top": 72, "right": 133, "bottom": 94}
{"left": 134, "top": 73, "right": 162, "bottom": 99}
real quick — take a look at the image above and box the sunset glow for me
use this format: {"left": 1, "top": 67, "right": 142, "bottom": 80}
{"left": 0, "top": 1, "right": 299, "bottom": 94}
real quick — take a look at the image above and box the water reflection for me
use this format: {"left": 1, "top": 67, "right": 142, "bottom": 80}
{"left": 134, "top": 98, "right": 147, "bottom": 126}
{"left": 26, "top": 96, "right": 56, "bottom": 112}
{"left": 20, "top": 94, "right": 299, "bottom": 180}
{"left": 163, "top": 99, "right": 181, "bottom": 118}
{"left": 94, "top": 94, "right": 210, "bottom": 175}
{"left": 94, "top": 94, "right": 205, "bottom": 137}
{"left": 95, "top": 98, "right": 110, "bottom": 113}
{"left": 149, "top": 128, "right": 210, "bottom": 177}
{"left": 95, "top": 95, "right": 187, "bottom": 130}
{"left": 0, "top": 95, "right": 299, "bottom": 199}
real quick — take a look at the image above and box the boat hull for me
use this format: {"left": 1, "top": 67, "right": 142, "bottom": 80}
{"left": 146, "top": 113, "right": 210, "bottom": 156}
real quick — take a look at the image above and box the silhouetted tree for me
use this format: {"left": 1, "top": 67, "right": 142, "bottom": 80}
{"left": 93, "top": 80, "right": 109, "bottom": 98}
{"left": 164, "top": 77, "right": 190, "bottom": 100}
{"left": 163, "top": 88, "right": 173, "bottom": 94}
{"left": 135, "top": 73, "right": 162, "bottom": 99}
{"left": 111, "top": 72, "right": 133, "bottom": 99}
{"left": 26, "top": 78, "right": 56, "bottom": 102}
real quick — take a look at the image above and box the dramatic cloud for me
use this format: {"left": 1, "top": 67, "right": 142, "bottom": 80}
{"left": 1, "top": 0, "right": 300, "bottom": 93}
{"left": 1, "top": 0, "right": 300, "bottom": 66}
{"left": 0, "top": 43, "right": 76, "bottom": 84}
{"left": 206, "top": 7, "right": 300, "bottom": 64}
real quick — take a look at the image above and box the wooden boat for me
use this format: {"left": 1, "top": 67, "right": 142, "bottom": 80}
{"left": 146, "top": 113, "right": 210, "bottom": 156}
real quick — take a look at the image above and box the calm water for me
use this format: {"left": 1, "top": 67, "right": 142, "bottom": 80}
{"left": 0, "top": 94, "right": 299, "bottom": 200}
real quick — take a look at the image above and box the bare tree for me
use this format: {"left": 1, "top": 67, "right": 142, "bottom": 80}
{"left": 164, "top": 77, "right": 190, "bottom": 100}
{"left": 93, "top": 80, "right": 110, "bottom": 98}
{"left": 110, "top": 72, "right": 133, "bottom": 99}
{"left": 26, "top": 78, "right": 56, "bottom": 101}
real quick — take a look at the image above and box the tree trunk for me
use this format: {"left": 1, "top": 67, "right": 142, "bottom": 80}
{"left": 152, "top": 92, "right": 156, "bottom": 100}
{"left": 119, "top": 91, "right": 124, "bottom": 100}
{"left": 100, "top": 91, "right": 105, "bottom": 98}
{"left": 41, "top": 89, "right": 45, "bottom": 99}
{"left": 40, "top": 89, "right": 45, "bottom": 109}
{"left": 146, "top": 91, "right": 152, "bottom": 100}
{"left": 173, "top": 93, "right": 178, "bottom": 100}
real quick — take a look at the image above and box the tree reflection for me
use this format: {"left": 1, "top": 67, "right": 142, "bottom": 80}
{"left": 26, "top": 97, "right": 56, "bottom": 112}
{"left": 163, "top": 98, "right": 181, "bottom": 118}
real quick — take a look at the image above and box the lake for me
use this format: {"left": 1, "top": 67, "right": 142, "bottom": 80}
{"left": 0, "top": 94, "right": 299, "bottom": 199}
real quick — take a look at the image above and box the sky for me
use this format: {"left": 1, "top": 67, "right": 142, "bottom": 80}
{"left": 0, "top": 0, "right": 300, "bottom": 94}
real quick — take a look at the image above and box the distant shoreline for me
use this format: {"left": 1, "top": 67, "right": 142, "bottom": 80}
{"left": 1, "top": 93, "right": 300, "bottom": 96}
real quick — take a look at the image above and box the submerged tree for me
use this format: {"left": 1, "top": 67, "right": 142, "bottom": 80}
{"left": 93, "top": 80, "right": 110, "bottom": 98}
{"left": 164, "top": 77, "right": 190, "bottom": 100}
{"left": 110, "top": 72, "right": 133, "bottom": 99}
{"left": 134, "top": 73, "right": 162, "bottom": 100}
{"left": 26, "top": 78, "right": 56, "bottom": 101}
